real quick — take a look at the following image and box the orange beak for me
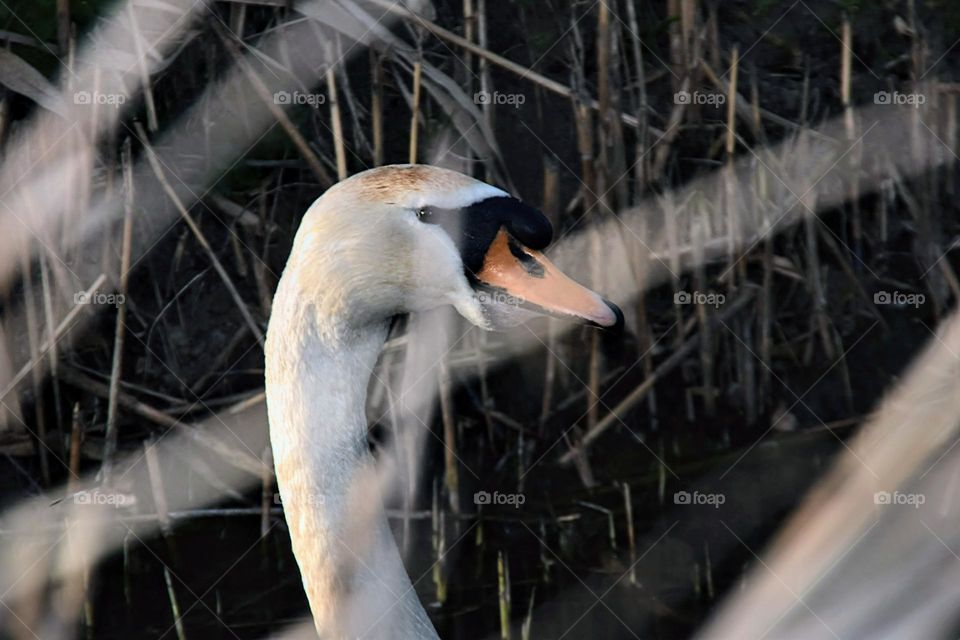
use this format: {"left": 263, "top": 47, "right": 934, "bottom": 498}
{"left": 475, "top": 229, "right": 622, "bottom": 329}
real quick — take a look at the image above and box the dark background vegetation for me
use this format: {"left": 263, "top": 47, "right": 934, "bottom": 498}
{"left": 0, "top": 1, "right": 959, "bottom": 638}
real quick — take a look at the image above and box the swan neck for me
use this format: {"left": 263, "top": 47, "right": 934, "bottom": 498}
{"left": 265, "top": 293, "right": 438, "bottom": 639}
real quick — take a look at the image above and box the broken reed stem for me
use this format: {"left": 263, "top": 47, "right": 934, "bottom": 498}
{"left": 101, "top": 138, "right": 134, "bottom": 484}
{"left": 326, "top": 41, "right": 348, "bottom": 181}
{"left": 135, "top": 122, "right": 264, "bottom": 347}
{"left": 0, "top": 274, "right": 107, "bottom": 405}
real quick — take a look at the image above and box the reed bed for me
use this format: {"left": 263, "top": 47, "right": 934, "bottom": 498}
{"left": 0, "top": 1, "right": 958, "bottom": 638}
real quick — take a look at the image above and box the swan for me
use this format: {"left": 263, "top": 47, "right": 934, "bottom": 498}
{"left": 264, "top": 164, "right": 621, "bottom": 639}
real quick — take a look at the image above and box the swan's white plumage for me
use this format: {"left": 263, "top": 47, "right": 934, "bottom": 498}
{"left": 266, "top": 165, "right": 502, "bottom": 639}
{"left": 266, "top": 164, "right": 616, "bottom": 638}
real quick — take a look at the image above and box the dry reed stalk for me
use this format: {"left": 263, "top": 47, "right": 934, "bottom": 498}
{"left": 946, "top": 93, "right": 957, "bottom": 196}
{"left": 438, "top": 356, "right": 460, "bottom": 515}
{"left": 463, "top": 0, "right": 475, "bottom": 87}
{"left": 521, "top": 587, "right": 536, "bottom": 640}
{"left": 326, "top": 40, "right": 348, "bottom": 181}
{"left": 67, "top": 403, "right": 81, "bottom": 491}
{"left": 476, "top": 0, "right": 493, "bottom": 137}
{"left": 370, "top": 50, "right": 384, "bottom": 166}
{"left": 841, "top": 17, "right": 862, "bottom": 259}
{"left": 724, "top": 46, "right": 754, "bottom": 420}
{"left": 622, "top": 482, "right": 638, "bottom": 585}
{"left": 409, "top": 53, "right": 423, "bottom": 164}
{"left": 498, "top": 550, "right": 512, "bottom": 640}
{"left": 668, "top": 0, "right": 683, "bottom": 90}
{"left": 624, "top": 0, "right": 649, "bottom": 190}
{"left": 56, "top": 0, "right": 70, "bottom": 55}
{"left": 587, "top": 0, "right": 614, "bottom": 443}
{"left": 651, "top": 75, "right": 691, "bottom": 180}
{"left": 431, "top": 479, "right": 448, "bottom": 603}
{"left": 101, "top": 139, "right": 134, "bottom": 484}
{"left": 259, "top": 444, "right": 273, "bottom": 540}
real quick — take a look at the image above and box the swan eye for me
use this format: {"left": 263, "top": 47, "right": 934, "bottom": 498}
{"left": 416, "top": 207, "right": 436, "bottom": 223}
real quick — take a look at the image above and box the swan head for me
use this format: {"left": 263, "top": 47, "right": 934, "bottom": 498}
{"left": 285, "top": 164, "right": 622, "bottom": 332}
